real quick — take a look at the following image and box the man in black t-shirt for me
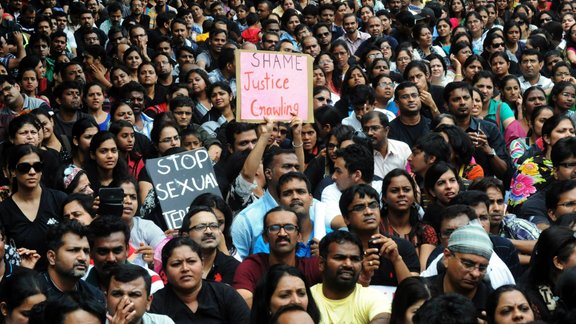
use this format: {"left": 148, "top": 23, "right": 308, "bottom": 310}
{"left": 388, "top": 81, "right": 431, "bottom": 148}
{"left": 339, "top": 184, "right": 420, "bottom": 287}
{"left": 41, "top": 221, "right": 105, "bottom": 305}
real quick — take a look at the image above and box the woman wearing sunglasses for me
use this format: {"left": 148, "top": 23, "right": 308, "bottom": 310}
{"left": 0, "top": 144, "right": 67, "bottom": 271}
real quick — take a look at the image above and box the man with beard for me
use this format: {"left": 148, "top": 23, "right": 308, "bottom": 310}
{"left": 179, "top": 206, "right": 239, "bottom": 285}
{"left": 197, "top": 28, "right": 228, "bottom": 72}
{"left": 313, "top": 22, "right": 333, "bottom": 52}
{"left": 426, "top": 224, "right": 494, "bottom": 315}
{"left": 85, "top": 216, "right": 164, "bottom": 294}
{"left": 61, "top": 62, "right": 87, "bottom": 86}
{"left": 170, "top": 18, "right": 193, "bottom": 51}
{"left": 0, "top": 75, "right": 49, "bottom": 141}
{"left": 444, "top": 81, "right": 509, "bottom": 180}
{"left": 42, "top": 221, "right": 105, "bottom": 304}
{"left": 53, "top": 81, "right": 94, "bottom": 139}
{"left": 361, "top": 111, "right": 411, "bottom": 179}
{"left": 337, "top": 13, "right": 370, "bottom": 54}
{"left": 277, "top": 172, "right": 332, "bottom": 257}
{"left": 153, "top": 52, "right": 174, "bottom": 87}
{"left": 120, "top": 81, "right": 153, "bottom": 139}
{"left": 311, "top": 230, "right": 391, "bottom": 323}
{"left": 260, "top": 32, "right": 280, "bottom": 51}
{"left": 388, "top": 81, "right": 430, "bottom": 148}
{"left": 233, "top": 207, "right": 322, "bottom": 307}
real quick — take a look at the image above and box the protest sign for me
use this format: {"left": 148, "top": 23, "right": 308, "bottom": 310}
{"left": 145, "top": 148, "right": 221, "bottom": 229}
{"left": 236, "top": 49, "right": 314, "bottom": 123}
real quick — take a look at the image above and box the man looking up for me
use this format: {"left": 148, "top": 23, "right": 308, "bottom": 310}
{"left": 311, "top": 230, "right": 391, "bottom": 323}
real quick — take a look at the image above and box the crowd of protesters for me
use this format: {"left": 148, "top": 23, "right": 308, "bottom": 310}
{"left": 1, "top": 0, "right": 576, "bottom": 322}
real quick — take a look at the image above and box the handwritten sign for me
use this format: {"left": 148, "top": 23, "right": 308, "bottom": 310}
{"left": 236, "top": 49, "right": 314, "bottom": 123}
{"left": 145, "top": 148, "right": 221, "bottom": 229}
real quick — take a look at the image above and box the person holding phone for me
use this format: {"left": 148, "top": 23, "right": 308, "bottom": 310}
{"left": 339, "top": 184, "right": 420, "bottom": 287}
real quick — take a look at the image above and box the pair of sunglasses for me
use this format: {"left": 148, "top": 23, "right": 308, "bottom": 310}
{"left": 16, "top": 162, "right": 43, "bottom": 174}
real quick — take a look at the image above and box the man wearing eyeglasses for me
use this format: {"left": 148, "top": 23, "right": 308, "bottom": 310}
{"left": 426, "top": 224, "right": 494, "bottom": 317}
{"left": 421, "top": 204, "right": 515, "bottom": 289}
{"left": 233, "top": 206, "right": 322, "bottom": 307}
{"left": 312, "top": 22, "right": 333, "bottom": 52}
{"left": 179, "top": 206, "right": 239, "bottom": 285}
{"left": 260, "top": 32, "right": 280, "bottom": 51}
{"left": 339, "top": 184, "right": 419, "bottom": 287}
{"left": 362, "top": 110, "right": 411, "bottom": 179}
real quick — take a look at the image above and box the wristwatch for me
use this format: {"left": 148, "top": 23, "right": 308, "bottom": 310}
{"left": 487, "top": 148, "right": 496, "bottom": 158}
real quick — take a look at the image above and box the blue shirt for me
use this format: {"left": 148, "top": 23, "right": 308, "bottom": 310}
{"left": 231, "top": 191, "right": 333, "bottom": 259}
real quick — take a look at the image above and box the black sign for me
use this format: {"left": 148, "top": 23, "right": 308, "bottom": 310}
{"left": 146, "top": 148, "right": 221, "bottom": 229}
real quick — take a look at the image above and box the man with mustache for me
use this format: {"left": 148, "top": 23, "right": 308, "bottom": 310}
{"left": 311, "top": 230, "right": 391, "bottom": 323}
{"left": 277, "top": 172, "right": 332, "bottom": 257}
{"left": 233, "top": 207, "right": 322, "bottom": 308}
{"left": 53, "top": 81, "right": 94, "bottom": 139}
{"left": 84, "top": 216, "right": 164, "bottom": 294}
{"left": 362, "top": 110, "right": 412, "bottom": 179}
{"left": 179, "top": 206, "right": 239, "bottom": 285}
{"left": 42, "top": 220, "right": 104, "bottom": 304}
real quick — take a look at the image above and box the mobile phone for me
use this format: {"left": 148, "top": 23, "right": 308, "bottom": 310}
{"left": 368, "top": 239, "right": 383, "bottom": 253}
{"left": 99, "top": 187, "right": 124, "bottom": 217}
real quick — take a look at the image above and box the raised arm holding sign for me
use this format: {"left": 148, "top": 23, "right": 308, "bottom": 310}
{"left": 145, "top": 148, "right": 222, "bottom": 229}
{"left": 236, "top": 49, "right": 314, "bottom": 123}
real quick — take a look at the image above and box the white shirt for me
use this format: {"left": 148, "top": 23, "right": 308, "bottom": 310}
{"left": 373, "top": 139, "right": 411, "bottom": 179}
{"left": 421, "top": 251, "right": 515, "bottom": 289}
{"left": 321, "top": 180, "right": 383, "bottom": 215}
{"left": 519, "top": 74, "right": 553, "bottom": 93}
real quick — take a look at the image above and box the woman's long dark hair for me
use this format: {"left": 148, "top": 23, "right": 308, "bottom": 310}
{"left": 251, "top": 264, "right": 321, "bottom": 324}
{"left": 381, "top": 168, "right": 425, "bottom": 244}
{"left": 83, "top": 131, "right": 129, "bottom": 193}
